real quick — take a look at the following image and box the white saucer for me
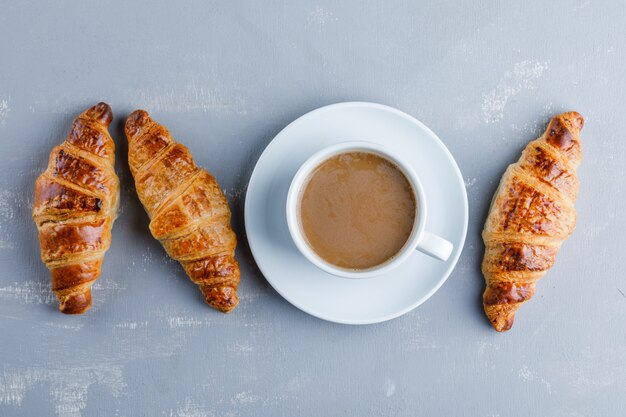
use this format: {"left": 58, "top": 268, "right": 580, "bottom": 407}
{"left": 244, "top": 102, "right": 468, "bottom": 324}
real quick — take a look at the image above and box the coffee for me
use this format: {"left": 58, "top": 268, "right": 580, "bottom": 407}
{"left": 298, "top": 151, "right": 417, "bottom": 270}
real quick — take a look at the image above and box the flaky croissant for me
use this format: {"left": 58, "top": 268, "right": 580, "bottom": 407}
{"left": 482, "top": 111, "right": 584, "bottom": 332}
{"left": 32, "top": 103, "right": 119, "bottom": 314}
{"left": 125, "top": 110, "right": 240, "bottom": 312}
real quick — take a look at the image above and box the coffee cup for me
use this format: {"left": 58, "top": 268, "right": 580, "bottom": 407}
{"left": 286, "top": 141, "right": 453, "bottom": 279}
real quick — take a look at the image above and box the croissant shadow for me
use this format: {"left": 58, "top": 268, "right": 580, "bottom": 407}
{"left": 112, "top": 116, "right": 150, "bottom": 237}
{"left": 472, "top": 137, "right": 530, "bottom": 331}
{"left": 26, "top": 144, "right": 59, "bottom": 314}
{"left": 111, "top": 116, "right": 199, "bottom": 300}
{"left": 473, "top": 180, "right": 498, "bottom": 330}
{"left": 230, "top": 125, "right": 285, "bottom": 301}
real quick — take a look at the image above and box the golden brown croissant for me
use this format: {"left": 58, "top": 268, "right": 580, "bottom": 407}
{"left": 125, "top": 110, "right": 240, "bottom": 312}
{"left": 32, "top": 103, "right": 119, "bottom": 314}
{"left": 482, "top": 111, "right": 584, "bottom": 332}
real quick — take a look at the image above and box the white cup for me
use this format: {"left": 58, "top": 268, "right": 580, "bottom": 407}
{"left": 286, "top": 141, "right": 453, "bottom": 279}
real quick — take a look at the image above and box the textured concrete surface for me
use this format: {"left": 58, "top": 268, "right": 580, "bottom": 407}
{"left": 0, "top": 1, "right": 624, "bottom": 416}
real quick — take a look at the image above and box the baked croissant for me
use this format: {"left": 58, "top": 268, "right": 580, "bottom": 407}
{"left": 32, "top": 103, "right": 119, "bottom": 314}
{"left": 125, "top": 110, "right": 240, "bottom": 312}
{"left": 482, "top": 111, "right": 584, "bottom": 332}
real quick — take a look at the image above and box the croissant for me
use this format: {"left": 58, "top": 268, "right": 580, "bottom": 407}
{"left": 32, "top": 103, "right": 119, "bottom": 314}
{"left": 481, "top": 111, "right": 584, "bottom": 331}
{"left": 125, "top": 110, "right": 240, "bottom": 312}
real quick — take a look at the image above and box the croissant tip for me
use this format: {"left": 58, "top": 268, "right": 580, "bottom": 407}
{"left": 560, "top": 111, "right": 584, "bottom": 131}
{"left": 483, "top": 302, "right": 516, "bottom": 332}
{"left": 82, "top": 102, "right": 113, "bottom": 127}
{"left": 487, "top": 312, "right": 514, "bottom": 332}
{"left": 202, "top": 286, "right": 239, "bottom": 313}
{"left": 493, "top": 319, "right": 513, "bottom": 332}
{"left": 58, "top": 289, "right": 92, "bottom": 315}
{"left": 125, "top": 110, "right": 151, "bottom": 140}
{"left": 128, "top": 109, "right": 149, "bottom": 119}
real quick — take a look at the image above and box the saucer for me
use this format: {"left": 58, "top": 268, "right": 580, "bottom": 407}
{"left": 244, "top": 102, "right": 468, "bottom": 324}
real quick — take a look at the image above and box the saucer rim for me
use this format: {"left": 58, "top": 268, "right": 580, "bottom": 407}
{"left": 244, "top": 101, "right": 469, "bottom": 325}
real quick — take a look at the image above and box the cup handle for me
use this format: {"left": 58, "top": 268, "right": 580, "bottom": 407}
{"left": 416, "top": 231, "right": 453, "bottom": 261}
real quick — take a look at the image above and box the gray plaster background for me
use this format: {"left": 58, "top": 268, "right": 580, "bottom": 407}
{"left": 0, "top": 1, "right": 624, "bottom": 416}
